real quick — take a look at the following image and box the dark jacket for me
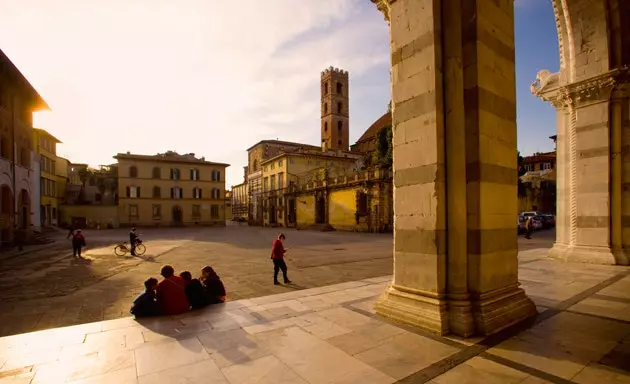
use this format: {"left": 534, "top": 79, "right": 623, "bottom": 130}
{"left": 203, "top": 276, "right": 226, "bottom": 304}
{"left": 130, "top": 290, "right": 160, "bottom": 317}
{"left": 185, "top": 279, "right": 207, "bottom": 309}
{"left": 130, "top": 231, "right": 138, "bottom": 243}
{"left": 72, "top": 233, "right": 86, "bottom": 248}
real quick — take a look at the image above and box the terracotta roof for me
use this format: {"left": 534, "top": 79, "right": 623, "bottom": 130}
{"left": 355, "top": 112, "right": 392, "bottom": 144}
{"left": 522, "top": 152, "right": 555, "bottom": 164}
{"left": 114, "top": 152, "right": 230, "bottom": 167}
{"left": 261, "top": 150, "right": 360, "bottom": 165}
{"left": 246, "top": 139, "right": 321, "bottom": 152}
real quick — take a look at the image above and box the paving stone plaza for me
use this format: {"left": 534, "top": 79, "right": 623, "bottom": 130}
{"left": 1, "top": 226, "right": 629, "bottom": 383}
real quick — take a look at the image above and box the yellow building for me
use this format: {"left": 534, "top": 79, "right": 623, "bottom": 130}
{"left": 115, "top": 151, "right": 229, "bottom": 227}
{"left": 260, "top": 150, "right": 359, "bottom": 227}
{"left": 32, "top": 128, "right": 61, "bottom": 226}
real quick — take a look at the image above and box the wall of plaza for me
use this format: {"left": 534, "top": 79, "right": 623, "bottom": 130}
{"left": 59, "top": 205, "right": 119, "bottom": 229}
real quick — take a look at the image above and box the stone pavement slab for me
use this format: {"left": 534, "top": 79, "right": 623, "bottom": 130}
{"left": 0, "top": 250, "right": 628, "bottom": 384}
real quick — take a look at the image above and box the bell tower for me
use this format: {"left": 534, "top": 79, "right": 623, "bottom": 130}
{"left": 321, "top": 67, "right": 349, "bottom": 151}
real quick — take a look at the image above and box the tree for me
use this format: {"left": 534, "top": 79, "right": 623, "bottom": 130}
{"left": 376, "top": 124, "right": 393, "bottom": 169}
{"left": 77, "top": 168, "right": 93, "bottom": 203}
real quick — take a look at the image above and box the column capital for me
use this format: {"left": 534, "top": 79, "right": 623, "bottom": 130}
{"left": 370, "top": 0, "right": 396, "bottom": 22}
{"left": 532, "top": 67, "right": 630, "bottom": 110}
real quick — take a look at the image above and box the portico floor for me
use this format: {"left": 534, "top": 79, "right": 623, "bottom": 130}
{"left": 0, "top": 248, "right": 628, "bottom": 384}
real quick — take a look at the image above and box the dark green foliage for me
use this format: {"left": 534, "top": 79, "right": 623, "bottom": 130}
{"left": 376, "top": 124, "right": 393, "bottom": 169}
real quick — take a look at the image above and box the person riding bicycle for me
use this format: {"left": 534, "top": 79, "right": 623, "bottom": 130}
{"left": 130, "top": 228, "right": 139, "bottom": 256}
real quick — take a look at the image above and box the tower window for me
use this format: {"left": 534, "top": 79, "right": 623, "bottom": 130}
{"left": 338, "top": 121, "right": 343, "bottom": 131}
{"left": 336, "top": 82, "right": 342, "bottom": 94}
{"left": 324, "top": 82, "right": 329, "bottom": 95}
{"left": 324, "top": 122, "right": 328, "bottom": 132}
{"left": 337, "top": 102, "right": 342, "bottom": 114}
{"left": 324, "top": 103, "right": 328, "bottom": 114}
{"left": 338, "top": 140, "right": 342, "bottom": 145}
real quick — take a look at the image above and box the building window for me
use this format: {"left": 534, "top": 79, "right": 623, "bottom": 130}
{"left": 337, "top": 102, "right": 342, "bottom": 113}
{"left": 270, "top": 162, "right": 275, "bottom": 170}
{"left": 253, "top": 159, "right": 258, "bottom": 171}
{"left": 171, "top": 187, "right": 183, "bottom": 199}
{"left": 212, "top": 188, "right": 220, "bottom": 200}
{"left": 336, "top": 82, "right": 342, "bottom": 94}
{"left": 270, "top": 175, "right": 276, "bottom": 190}
{"left": 338, "top": 140, "right": 342, "bottom": 145}
{"left": 153, "top": 186, "right": 161, "bottom": 198}
{"left": 152, "top": 167, "right": 161, "bottom": 179}
{"left": 324, "top": 81, "right": 329, "bottom": 95}
{"left": 263, "top": 177, "right": 269, "bottom": 191}
{"left": 152, "top": 204, "right": 161, "bottom": 218}
{"left": 129, "top": 204, "right": 139, "bottom": 219}
{"left": 192, "top": 205, "right": 201, "bottom": 219}
{"left": 170, "top": 168, "right": 180, "bottom": 180}
{"left": 193, "top": 187, "right": 203, "bottom": 199}
{"left": 210, "top": 204, "right": 219, "bottom": 219}
{"left": 279, "top": 160, "right": 283, "bottom": 167}
{"left": 129, "top": 166, "right": 138, "bottom": 178}
{"left": 126, "top": 186, "right": 140, "bottom": 198}
{"left": 543, "top": 162, "right": 552, "bottom": 170}
{"left": 324, "top": 122, "right": 328, "bottom": 132}
{"left": 278, "top": 173, "right": 284, "bottom": 189}
{"left": 190, "top": 169, "right": 199, "bottom": 181}
{"left": 338, "top": 121, "right": 343, "bottom": 131}
{"left": 19, "top": 147, "right": 30, "bottom": 168}
{"left": 211, "top": 170, "right": 221, "bottom": 181}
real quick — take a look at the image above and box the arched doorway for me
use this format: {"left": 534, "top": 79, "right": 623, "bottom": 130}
{"left": 0, "top": 185, "right": 13, "bottom": 246}
{"left": 172, "top": 205, "right": 183, "bottom": 225}
{"left": 18, "top": 190, "right": 29, "bottom": 229}
{"left": 315, "top": 193, "right": 326, "bottom": 224}
{"left": 371, "top": 0, "right": 630, "bottom": 337}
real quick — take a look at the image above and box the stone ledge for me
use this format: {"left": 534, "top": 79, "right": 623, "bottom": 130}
{"left": 549, "top": 243, "right": 629, "bottom": 265}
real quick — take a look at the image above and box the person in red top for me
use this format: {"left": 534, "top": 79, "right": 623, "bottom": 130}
{"left": 156, "top": 265, "right": 190, "bottom": 315}
{"left": 271, "top": 233, "right": 292, "bottom": 285}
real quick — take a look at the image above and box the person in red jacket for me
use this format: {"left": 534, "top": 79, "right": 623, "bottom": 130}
{"left": 271, "top": 233, "right": 292, "bottom": 285}
{"left": 156, "top": 265, "right": 190, "bottom": 315}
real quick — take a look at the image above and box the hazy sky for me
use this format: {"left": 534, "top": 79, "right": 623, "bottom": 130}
{"left": 0, "top": 0, "right": 558, "bottom": 187}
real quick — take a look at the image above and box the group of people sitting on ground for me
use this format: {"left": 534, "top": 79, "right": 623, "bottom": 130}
{"left": 130, "top": 264, "right": 226, "bottom": 318}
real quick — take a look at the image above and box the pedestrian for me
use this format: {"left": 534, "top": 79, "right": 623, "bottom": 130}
{"left": 180, "top": 271, "right": 207, "bottom": 309}
{"left": 200, "top": 266, "right": 226, "bottom": 304}
{"left": 72, "top": 229, "right": 87, "bottom": 258}
{"left": 129, "top": 228, "right": 138, "bottom": 256}
{"left": 155, "top": 265, "right": 189, "bottom": 315}
{"left": 130, "top": 278, "right": 160, "bottom": 317}
{"left": 525, "top": 217, "right": 533, "bottom": 240}
{"left": 270, "top": 233, "right": 291, "bottom": 285}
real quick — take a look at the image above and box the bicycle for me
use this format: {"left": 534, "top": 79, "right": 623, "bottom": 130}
{"left": 114, "top": 239, "right": 146, "bottom": 256}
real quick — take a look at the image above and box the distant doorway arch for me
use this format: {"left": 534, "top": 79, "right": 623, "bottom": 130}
{"left": 18, "top": 190, "right": 29, "bottom": 229}
{"left": 172, "top": 205, "right": 183, "bottom": 225}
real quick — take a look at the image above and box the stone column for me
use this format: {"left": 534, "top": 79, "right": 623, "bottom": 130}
{"left": 372, "top": 0, "right": 537, "bottom": 337}
{"left": 533, "top": 69, "right": 630, "bottom": 265}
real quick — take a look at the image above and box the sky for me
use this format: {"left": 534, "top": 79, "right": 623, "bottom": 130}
{"left": 0, "top": 0, "right": 558, "bottom": 187}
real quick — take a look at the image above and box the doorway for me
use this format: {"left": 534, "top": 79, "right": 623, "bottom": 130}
{"left": 172, "top": 205, "right": 183, "bottom": 225}
{"left": 315, "top": 194, "right": 326, "bottom": 224}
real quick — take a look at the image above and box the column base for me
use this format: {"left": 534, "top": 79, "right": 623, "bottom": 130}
{"left": 471, "top": 285, "right": 538, "bottom": 336}
{"left": 548, "top": 243, "right": 629, "bottom": 265}
{"left": 374, "top": 284, "right": 450, "bottom": 335}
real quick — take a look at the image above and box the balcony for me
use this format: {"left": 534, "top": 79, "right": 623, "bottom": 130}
{"left": 298, "top": 168, "right": 392, "bottom": 192}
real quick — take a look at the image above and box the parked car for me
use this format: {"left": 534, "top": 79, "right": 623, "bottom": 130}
{"left": 541, "top": 214, "right": 555, "bottom": 229}
{"left": 521, "top": 211, "right": 541, "bottom": 218}
{"left": 531, "top": 216, "right": 544, "bottom": 230}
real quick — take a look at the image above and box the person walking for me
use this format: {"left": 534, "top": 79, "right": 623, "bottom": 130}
{"left": 270, "top": 233, "right": 291, "bottom": 285}
{"left": 72, "top": 229, "right": 87, "bottom": 258}
{"left": 129, "top": 228, "right": 138, "bottom": 256}
{"left": 524, "top": 216, "right": 533, "bottom": 240}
